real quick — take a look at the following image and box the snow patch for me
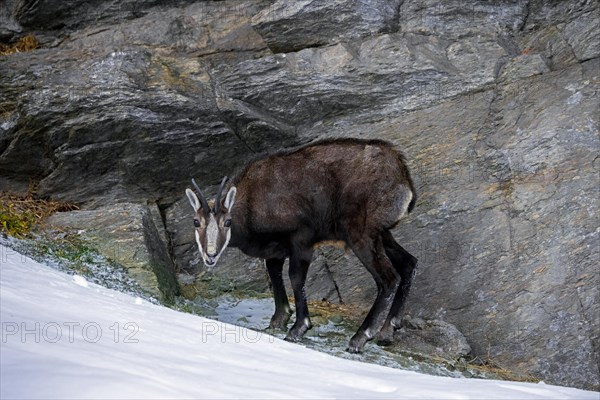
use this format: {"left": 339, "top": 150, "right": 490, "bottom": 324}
{"left": 1, "top": 250, "right": 597, "bottom": 399}
{"left": 72, "top": 275, "right": 89, "bottom": 288}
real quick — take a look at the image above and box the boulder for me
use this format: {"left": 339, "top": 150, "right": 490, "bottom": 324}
{"left": 392, "top": 316, "right": 472, "bottom": 360}
{"left": 45, "top": 203, "right": 178, "bottom": 302}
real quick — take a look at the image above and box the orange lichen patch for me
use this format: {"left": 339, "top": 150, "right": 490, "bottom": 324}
{"left": 0, "top": 34, "right": 40, "bottom": 56}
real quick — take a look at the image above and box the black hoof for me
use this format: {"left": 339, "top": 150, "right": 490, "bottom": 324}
{"left": 269, "top": 318, "right": 289, "bottom": 331}
{"left": 375, "top": 338, "right": 394, "bottom": 346}
{"left": 284, "top": 320, "right": 311, "bottom": 342}
{"left": 269, "top": 311, "right": 291, "bottom": 331}
{"left": 284, "top": 334, "right": 299, "bottom": 342}
{"left": 346, "top": 345, "right": 362, "bottom": 354}
{"left": 347, "top": 331, "right": 369, "bottom": 353}
{"left": 375, "top": 325, "right": 395, "bottom": 346}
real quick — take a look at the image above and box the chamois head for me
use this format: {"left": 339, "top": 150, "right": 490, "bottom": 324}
{"left": 185, "top": 177, "right": 237, "bottom": 268}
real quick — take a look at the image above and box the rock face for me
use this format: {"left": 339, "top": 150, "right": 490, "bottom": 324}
{"left": 1, "top": 0, "right": 598, "bottom": 390}
{"left": 251, "top": 0, "right": 402, "bottom": 53}
{"left": 45, "top": 203, "right": 179, "bottom": 302}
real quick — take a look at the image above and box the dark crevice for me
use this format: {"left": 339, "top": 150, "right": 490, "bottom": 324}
{"left": 267, "top": 41, "right": 329, "bottom": 55}
{"left": 518, "top": 0, "right": 531, "bottom": 32}
{"left": 141, "top": 209, "right": 179, "bottom": 302}
{"left": 387, "top": 0, "right": 405, "bottom": 34}
{"left": 468, "top": 82, "right": 500, "bottom": 175}
{"left": 190, "top": 47, "right": 268, "bottom": 59}
{"left": 156, "top": 200, "right": 179, "bottom": 273}
{"left": 322, "top": 259, "right": 344, "bottom": 304}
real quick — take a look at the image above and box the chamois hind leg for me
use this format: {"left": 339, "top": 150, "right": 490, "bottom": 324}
{"left": 284, "top": 247, "right": 313, "bottom": 342}
{"left": 376, "top": 230, "right": 418, "bottom": 345}
{"left": 347, "top": 233, "right": 399, "bottom": 353}
{"left": 266, "top": 258, "right": 291, "bottom": 331}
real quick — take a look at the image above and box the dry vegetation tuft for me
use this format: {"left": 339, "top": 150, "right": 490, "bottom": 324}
{"left": 0, "top": 187, "right": 78, "bottom": 237}
{"left": 466, "top": 357, "right": 539, "bottom": 383}
{"left": 0, "top": 34, "right": 40, "bottom": 56}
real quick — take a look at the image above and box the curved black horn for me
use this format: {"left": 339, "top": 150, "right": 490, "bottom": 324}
{"left": 191, "top": 178, "right": 210, "bottom": 212}
{"left": 215, "top": 176, "right": 228, "bottom": 214}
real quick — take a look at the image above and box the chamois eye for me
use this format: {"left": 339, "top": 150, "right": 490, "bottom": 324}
{"left": 224, "top": 219, "right": 231, "bottom": 227}
{"left": 193, "top": 219, "right": 200, "bottom": 228}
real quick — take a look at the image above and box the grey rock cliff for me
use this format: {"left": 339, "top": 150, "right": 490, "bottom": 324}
{"left": 251, "top": 0, "right": 402, "bottom": 53}
{"left": 1, "top": 0, "right": 598, "bottom": 390}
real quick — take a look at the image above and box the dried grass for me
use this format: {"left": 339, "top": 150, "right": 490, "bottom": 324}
{"left": 0, "top": 187, "right": 78, "bottom": 237}
{"left": 0, "top": 34, "right": 40, "bottom": 56}
{"left": 466, "top": 357, "right": 539, "bottom": 383}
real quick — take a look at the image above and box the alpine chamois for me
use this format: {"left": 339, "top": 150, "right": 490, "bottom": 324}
{"left": 185, "top": 138, "right": 418, "bottom": 352}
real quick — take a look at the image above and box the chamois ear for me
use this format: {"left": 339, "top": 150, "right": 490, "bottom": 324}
{"left": 224, "top": 186, "right": 237, "bottom": 211}
{"left": 185, "top": 188, "right": 201, "bottom": 211}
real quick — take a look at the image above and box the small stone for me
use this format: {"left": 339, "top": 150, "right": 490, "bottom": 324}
{"left": 403, "top": 316, "right": 426, "bottom": 330}
{"left": 311, "top": 316, "right": 328, "bottom": 326}
{"left": 392, "top": 318, "right": 471, "bottom": 360}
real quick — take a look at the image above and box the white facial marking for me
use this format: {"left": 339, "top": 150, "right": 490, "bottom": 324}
{"left": 194, "top": 230, "right": 204, "bottom": 258}
{"left": 224, "top": 229, "right": 231, "bottom": 250}
{"left": 196, "top": 210, "right": 233, "bottom": 268}
{"left": 206, "top": 220, "right": 232, "bottom": 267}
{"left": 206, "top": 214, "right": 219, "bottom": 256}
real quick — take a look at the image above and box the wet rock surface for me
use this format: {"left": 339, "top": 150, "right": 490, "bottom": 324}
{"left": 177, "top": 294, "right": 493, "bottom": 380}
{"left": 1, "top": 0, "right": 598, "bottom": 390}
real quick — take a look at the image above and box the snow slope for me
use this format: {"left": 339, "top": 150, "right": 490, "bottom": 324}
{"left": 1, "top": 249, "right": 598, "bottom": 399}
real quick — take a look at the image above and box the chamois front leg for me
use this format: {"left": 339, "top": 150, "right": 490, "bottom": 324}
{"left": 285, "top": 248, "right": 313, "bottom": 342}
{"left": 265, "top": 258, "right": 291, "bottom": 330}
